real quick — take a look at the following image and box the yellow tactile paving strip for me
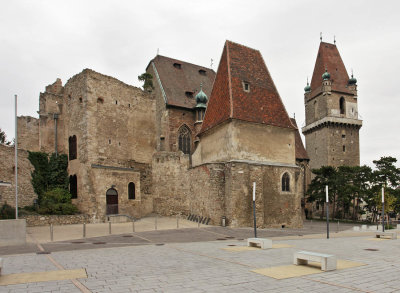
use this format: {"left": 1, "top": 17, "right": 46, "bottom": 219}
{"left": 252, "top": 260, "right": 366, "bottom": 279}
{"left": 0, "top": 269, "right": 87, "bottom": 286}
{"left": 223, "top": 243, "right": 293, "bottom": 252}
{"left": 366, "top": 238, "right": 391, "bottom": 241}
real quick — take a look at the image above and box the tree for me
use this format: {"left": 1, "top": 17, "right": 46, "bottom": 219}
{"left": 28, "top": 152, "right": 70, "bottom": 205}
{"left": 0, "top": 128, "right": 11, "bottom": 145}
{"left": 138, "top": 73, "right": 154, "bottom": 91}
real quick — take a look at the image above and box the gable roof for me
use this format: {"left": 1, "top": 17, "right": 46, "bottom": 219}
{"left": 200, "top": 40, "right": 295, "bottom": 134}
{"left": 147, "top": 55, "right": 215, "bottom": 109}
{"left": 310, "top": 42, "right": 353, "bottom": 97}
{"left": 290, "top": 118, "right": 309, "bottom": 161}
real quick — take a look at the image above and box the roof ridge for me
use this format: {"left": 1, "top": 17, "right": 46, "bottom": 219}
{"left": 151, "top": 55, "right": 215, "bottom": 71}
{"left": 226, "top": 40, "right": 261, "bottom": 53}
{"left": 226, "top": 41, "right": 234, "bottom": 118}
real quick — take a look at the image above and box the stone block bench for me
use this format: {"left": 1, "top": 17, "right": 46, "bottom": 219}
{"left": 247, "top": 238, "right": 272, "bottom": 249}
{"left": 294, "top": 251, "right": 337, "bottom": 271}
{"left": 375, "top": 231, "right": 397, "bottom": 239}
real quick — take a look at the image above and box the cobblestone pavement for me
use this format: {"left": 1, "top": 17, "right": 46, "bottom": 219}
{"left": 1, "top": 221, "right": 399, "bottom": 292}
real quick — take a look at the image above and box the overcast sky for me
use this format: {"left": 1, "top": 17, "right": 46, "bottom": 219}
{"left": 1, "top": 0, "right": 399, "bottom": 168}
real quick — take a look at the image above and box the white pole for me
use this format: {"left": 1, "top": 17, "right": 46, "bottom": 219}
{"left": 252, "top": 182, "right": 256, "bottom": 201}
{"left": 382, "top": 187, "right": 384, "bottom": 203}
{"left": 15, "top": 95, "right": 18, "bottom": 219}
{"left": 325, "top": 185, "right": 328, "bottom": 203}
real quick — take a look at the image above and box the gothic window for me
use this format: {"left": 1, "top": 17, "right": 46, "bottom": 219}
{"left": 69, "top": 175, "right": 77, "bottom": 198}
{"left": 178, "top": 125, "right": 191, "bottom": 154}
{"left": 68, "top": 135, "right": 77, "bottom": 160}
{"left": 128, "top": 182, "right": 135, "bottom": 200}
{"left": 340, "top": 97, "right": 346, "bottom": 115}
{"left": 281, "top": 172, "right": 290, "bottom": 192}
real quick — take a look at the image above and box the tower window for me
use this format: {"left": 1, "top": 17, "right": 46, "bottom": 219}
{"left": 68, "top": 135, "right": 77, "bottom": 160}
{"left": 115, "top": 100, "right": 118, "bottom": 105}
{"left": 97, "top": 97, "right": 104, "bottom": 104}
{"left": 69, "top": 175, "right": 77, "bottom": 198}
{"left": 243, "top": 82, "right": 250, "bottom": 92}
{"left": 340, "top": 97, "right": 346, "bottom": 115}
{"left": 128, "top": 182, "right": 135, "bottom": 200}
{"left": 282, "top": 172, "right": 290, "bottom": 192}
{"left": 198, "top": 70, "right": 206, "bottom": 76}
{"left": 343, "top": 145, "right": 346, "bottom": 152}
{"left": 185, "top": 91, "right": 193, "bottom": 98}
{"left": 178, "top": 125, "right": 191, "bottom": 154}
{"left": 342, "top": 134, "right": 346, "bottom": 138}
{"left": 173, "top": 63, "right": 182, "bottom": 69}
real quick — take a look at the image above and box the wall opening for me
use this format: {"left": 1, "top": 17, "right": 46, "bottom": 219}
{"left": 106, "top": 188, "right": 118, "bottom": 214}
{"left": 68, "top": 135, "right": 77, "bottom": 160}
{"left": 178, "top": 125, "right": 191, "bottom": 154}
{"left": 69, "top": 175, "right": 77, "bottom": 199}
{"left": 128, "top": 182, "right": 135, "bottom": 200}
{"left": 281, "top": 172, "right": 290, "bottom": 192}
{"left": 340, "top": 97, "right": 346, "bottom": 115}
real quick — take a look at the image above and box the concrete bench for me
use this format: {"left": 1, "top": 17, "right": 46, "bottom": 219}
{"left": 375, "top": 231, "right": 397, "bottom": 239}
{"left": 247, "top": 238, "right": 272, "bottom": 249}
{"left": 294, "top": 251, "right": 337, "bottom": 271}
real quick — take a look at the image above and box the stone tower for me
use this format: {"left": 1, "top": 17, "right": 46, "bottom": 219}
{"left": 302, "top": 42, "right": 362, "bottom": 170}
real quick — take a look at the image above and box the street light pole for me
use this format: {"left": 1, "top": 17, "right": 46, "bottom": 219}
{"left": 15, "top": 94, "right": 18, "bottom": 219}
{"left": 382, "top": 186, "right": 385, "bottom": 232}
{"left": 326, "top": 185, "right": 329, "bottom": 239}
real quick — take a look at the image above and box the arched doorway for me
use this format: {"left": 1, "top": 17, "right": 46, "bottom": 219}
{"left": 106, "top": 188, "right": 118, "bottom": 215}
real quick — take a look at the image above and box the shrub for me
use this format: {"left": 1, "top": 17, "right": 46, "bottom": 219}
{"left": 0, "top": 202, "right": 15, "bottom": 219}
{"left": 38, "top": 188, "right": 79, "bottom": 215}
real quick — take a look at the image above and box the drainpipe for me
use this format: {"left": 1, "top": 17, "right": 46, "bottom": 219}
{"left": 54, "top": 113, "right": 59, "bottom": 157}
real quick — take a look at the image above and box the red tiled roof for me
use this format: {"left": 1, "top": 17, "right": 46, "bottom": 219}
{"left": 147, "top": 55, "right": 215, "bottom": 109}
{"left": 310, "top": 42, "right": 352, "bottom": 97}
{"left": 200, "top": 41, "right": 295, "bottom": 134}
{"left": 290, "top": 118, "right": 309, "bottom": 161}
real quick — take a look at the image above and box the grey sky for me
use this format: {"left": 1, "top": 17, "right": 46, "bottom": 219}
{"left": 1, "top": 0, "right": 399, "bottom": 167}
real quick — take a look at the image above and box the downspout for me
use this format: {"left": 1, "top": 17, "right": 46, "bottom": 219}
{"left": 54, "top": 113, "right": 59, "bottom": 156}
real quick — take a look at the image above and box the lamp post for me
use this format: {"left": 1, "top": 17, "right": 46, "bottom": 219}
{"left": 252, "top": 182, "right": 257, "bottom": 238}
{"left": 382, "top": 186, "right": 385, "bottom": 232}
{"left": 326, "top": 185, "right": 329, "bottom": 239}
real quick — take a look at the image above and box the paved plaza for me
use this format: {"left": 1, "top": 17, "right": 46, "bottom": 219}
{"left": 0, "top": 218, "right": 399, "bottom": 292}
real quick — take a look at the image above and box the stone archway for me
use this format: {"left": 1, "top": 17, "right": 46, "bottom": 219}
{"left": 106, "top": 188, "right": 118, "bottom": 215}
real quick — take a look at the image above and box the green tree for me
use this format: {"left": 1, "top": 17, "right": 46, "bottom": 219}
{"left": 138, "top": 73, "right": 154, "bottom": 91}
{"left": 38, "top": 188, "right": 78, "bottom": 215}
{"left": 28, "top": 152, "right": 71, "bottom": 205}
{"left": 0, "top": 128, "right": 11, "bottom": 145}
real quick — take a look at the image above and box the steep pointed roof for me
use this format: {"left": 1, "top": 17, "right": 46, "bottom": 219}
{"left": 147, "top": 55, "right": 215, "bottom": 109}
{"left": 310, "top": 42, "right": 353, "bottom": 96}
{"left": 200, "top": 41, "right": 295, "bottom": 134}
{"left": 290, "top": 118, "right": 309, "bottom": 161}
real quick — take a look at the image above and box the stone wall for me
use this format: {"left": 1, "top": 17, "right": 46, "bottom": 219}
{"left": 0, "top": 144, "right": 36, "bottom": 208}
{"left": 17, "top": 116, "right": 39, "bottom": 152}
{"left": 22, "top": 214, "right": 90, "bottom": 226}
{"left": 152, "top": 151, "right": 303, "bottom": 228}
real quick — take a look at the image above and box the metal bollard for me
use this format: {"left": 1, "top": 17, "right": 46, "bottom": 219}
{"left": 132, "top": 220, "right": 135, "bottom": 232}
{"left": 337, "top": 221, "right": 339, "bottom": 233}
{"left": 83, "top": 223, "right": 86, "bottom": 238}
{"left": 109, "top": 221, "right": 111, "bottom": 234}
{"left": 176, "top": 215, "right": 179, "bottom": 229}
{"left": 155, "top": 215, "right": 158, "bottom": 230}
{"left": 50, "top": 224, "right": 53, "bottom": 241}
{"left": 198, "top": 217, "right": 200, "bottom": 228}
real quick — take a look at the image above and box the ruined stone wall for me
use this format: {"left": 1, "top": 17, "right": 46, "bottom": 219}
{"left": 38, "top": 78, "right": 65, "bottom": 154}
{"left": 0, "top": 144, "right": 36, "bottom": 208}
{"left": 17, "top": 116, "right": 39, "bottom": 152}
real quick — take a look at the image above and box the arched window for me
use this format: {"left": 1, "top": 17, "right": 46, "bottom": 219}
{"left": 340, "top": 97, "right": 346, "bottom": 115}
{"left": 69, "top": 175, "right": 77, "bottom": 198}
{"left": 128, "top": 182, "right": 135, "bottom": 200}
{"left": 68, "top": 135, "right": 77, "bottom": 160}
{"left": 282, "top": 172, "right": 290, "bottom": 192}
{"left": 178, "top": 125, "right": 191, "bottom": 154}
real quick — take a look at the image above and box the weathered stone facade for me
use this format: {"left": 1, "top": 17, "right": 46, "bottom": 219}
{"left": 22, "top": 214, "right": 90, "bottom": 227}
{"left": 0, "top": 144, "right": 36, "bottom": 208}
{"left": 6, "top": 40, "right": 310, "bottom": 227}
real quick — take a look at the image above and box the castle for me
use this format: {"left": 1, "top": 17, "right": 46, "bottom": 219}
{"left": 0, "top": 40, "right": 360, "bottom": 227}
